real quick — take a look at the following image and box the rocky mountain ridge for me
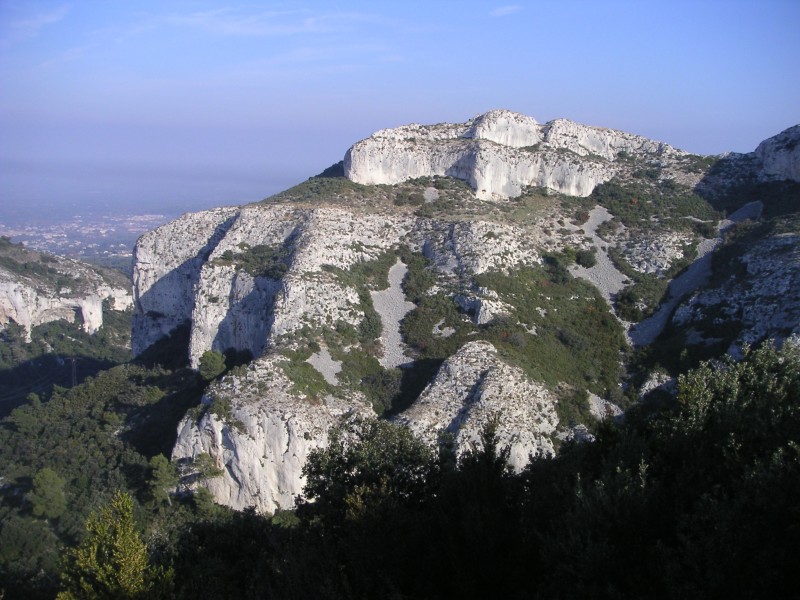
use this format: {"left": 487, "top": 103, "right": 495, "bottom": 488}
{"left": 0, "top": 237, "right": 132, "bottom": 341}
{"left": 127, "top": 110, "right": 799, "bottom": 513}
{"left": 345, "top": 109, "right": 701, "bottom": 199}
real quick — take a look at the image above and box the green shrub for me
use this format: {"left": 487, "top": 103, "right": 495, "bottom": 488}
{"left": 198, "top": 351, "right": 226, "bottom": 382}
{"left": 575, "top": 248, "right": 597, "bottom": 268}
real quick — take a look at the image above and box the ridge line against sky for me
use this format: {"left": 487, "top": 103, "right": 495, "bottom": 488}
{"left": 1, "top": 1, "right": 798, "bottom": 219}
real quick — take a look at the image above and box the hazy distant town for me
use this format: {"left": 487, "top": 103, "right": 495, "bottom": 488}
{"left": 0, "top": 212, "right": 172, "bottom": 268}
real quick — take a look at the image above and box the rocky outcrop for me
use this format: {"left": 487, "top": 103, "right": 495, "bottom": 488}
{"left": 132, "top": 204, "right": 540, "bottom": 367}
{"left": 131, "top": 112, "right": 800, "bottom": 517}
{"left": 0, "top": 241, "right": 132, "bottom": 340}
{"left": 132, "top": 207, "right": 239, "bottom": 356}
{"left": 696, "top": 125, "right": 800, "bottom": 197}
{"left": 171, "top": 340, "right": 560, "bottom": 512}
{"left": 620, "top": 231, "right": 695, "bottom": 276}
{"left": 394, "top": 341, "right": 558, "bottom": 471}
{"left": 172, "top": 355, "right": 373, "bottom": 513}
{"left": 754, "top": 124, "right": 800, "bottom": 182}
{"left": 672, "top": 228, "right": 800, "bottom": 356}
{"left": 344, "top": 109, "right": 689, "bottom": 200}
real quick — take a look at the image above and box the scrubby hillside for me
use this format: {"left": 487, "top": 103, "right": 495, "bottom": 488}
{"left": 2, "top": 110, "right": 798, "bottom": 599}
{"left": 126, "top": 111, "right": 800, "bottom": 514}
{"left": 0, "top": 238, "right": 134, "bottom": 415}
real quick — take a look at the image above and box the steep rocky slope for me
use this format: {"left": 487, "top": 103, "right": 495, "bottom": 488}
{"left": 0, "top": 236, "right": 132, "bottom": 340}
{"left": 345, "top": 109, "right": 698, "bottom": 199}
{"left": 130, "top": 110, "right": 799, "bottom": 513}
{"left": 172, "top": 354, "right": 374, "bottom": 513}
{"left": 393, "top": 340, "right": 558, "bottom": 471}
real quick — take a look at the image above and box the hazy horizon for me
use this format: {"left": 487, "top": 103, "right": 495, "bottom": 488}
{"left": 2, "top": 1, "right": 798, "bottom": 223}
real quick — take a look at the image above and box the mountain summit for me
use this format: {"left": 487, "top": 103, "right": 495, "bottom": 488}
{"left": 345, "top": 109, "right": 692, "bottom": 199}
{"left": 128, "top": 111, "right": 799, "bottom": 514}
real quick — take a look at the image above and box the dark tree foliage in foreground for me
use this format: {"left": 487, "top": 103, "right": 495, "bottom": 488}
{"left": 165, "top": 342, "right": 800, "bottom": 599}
{"left": 2, "top": 341, "right": 798, "bottom": 598}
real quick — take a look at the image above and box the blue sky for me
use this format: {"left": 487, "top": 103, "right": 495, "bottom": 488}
{"left": 1, "top": 0, "right": 798, "bottom": 219}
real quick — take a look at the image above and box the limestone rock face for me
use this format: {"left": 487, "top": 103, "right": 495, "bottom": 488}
{"left": 621, "top": 231, "right": 695, "bottom": 276}
{"left": 344, "top": 109, "right": 688, "bottom": 200}
{"left": 131, "top": 112, "right": 800, "bottom": 517}
{"left": 172, "top": 355, "right": 373, "bottom": 513}
{"left": 132, "top": 203, "right": 540, "bottom": 368}
{"left": 754, "top": 124, "right": 800, "bottom": 182}
{"left": 394, "top": 341, "right": 558, "bottom": 471}
{"left": 0, "top": 242, "right": 132, "bottom": 340}
{"left": 132, "top": 207, "right": 239, "bottom": 356}
{"left": 671, "top": 230, "right": 800, "bottom": 356}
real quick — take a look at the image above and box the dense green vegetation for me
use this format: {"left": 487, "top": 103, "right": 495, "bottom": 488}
{"left": 591, "top": 178, "right": 720, "bottom": 235}
{"left": 0, "top": 306, "right": 132, "bottom": 417}
{"left": 215, "top": 243, "right": 291, "bottom": 280}
{"left": 401, "top": 260, "right": 628, "bottom": 413}
{"left": 5, "top": 341, "right": 789, "bottom": 598}
{"left": 189, "top": 342, "right": 798, "bottom": 598}
{"left": 0, "top": 321, "right": 210, "bottom": 598}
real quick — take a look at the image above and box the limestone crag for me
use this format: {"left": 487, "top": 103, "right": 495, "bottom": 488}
{"left": 132, "top": 207, "right": 239, "bottom": 355}
{"left": 413, "top": 218, "right": 541, "bottom": 276}
{"left": 672, "top": 230, "right": 800, "bottom": 356}
{"left": 754, "top": 125, "right": 800, "bottom": 182}
{"left": 172, "top": 355, "right": 373, "bottom": 513}
{"left": 0, "top": 243, "right": 132, "bottom": 340}
{"left": 620, "top": 231, "right": 695, "bottom": 276}
{"left": 132, "top": 113, "right": 800, "bottom": 517}
{"left": 455, "top": 287, "right": 513, "bottom": 325}
{"left": 133, "top": 203, "right": 541, "bottom": 367}
{"left": 696, "top": 125, "right": 800, "bottom": 196}
{"left": 394, "top": 341, "right": 558, "bottom": 471}
{"left": 345, "top": 109, "right": 689, "bottom": 200}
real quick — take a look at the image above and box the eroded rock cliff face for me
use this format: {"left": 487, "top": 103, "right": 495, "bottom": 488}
{"left": 344, "top": 109, "right": 690, "bottom": 200}
{"left": 133, "top": 204, "right": 541, "bottom": 368}
{"left": 0, "top": 239, "right": 132, "bottom": 340}
{"left": 394, "top": 341, "right": 558, "bottom": 471}
{"left": 754, "top": 124, "right": 800, "bottom": 182}
{"left": 671, "top": 224, "right": 800, "bottom": 357}
{"left": 173, "top": 340, "right": 560, "bottom": 511}
{"left": 172, "top": 355, "right": 374, "bottom": 514}
{"left": 130, "top": 112, "right": 799, "bottom": 514}
{"left": 132, "top": 207, "right": 239, "bottom": 356}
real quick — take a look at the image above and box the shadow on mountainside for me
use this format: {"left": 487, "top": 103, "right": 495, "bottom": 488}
{"left": 133, "top": 214, "right": 239, "bottom": 360}
{"left": 695, "top": 154, "right": 800, "bottom": 218}
{"left": 0, "top": 354, "right": 119, "bottom": 418}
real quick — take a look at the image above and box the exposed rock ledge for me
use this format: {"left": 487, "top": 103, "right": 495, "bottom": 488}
{"left": 173, "top": 340, "right": 561, "bottom": 513}
{"left": 344, "top": 109, "right": 688, "bottom": 200}
{"left": 172, "top": 355, "right": 374, "bottom": 514}
{"left": 0, "top": 254, "right": 132, "bottom": 341}
{"left": 394, "top": 340, "right": 559, "bottom": 472}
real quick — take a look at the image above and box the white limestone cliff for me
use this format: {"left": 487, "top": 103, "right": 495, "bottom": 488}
{"left": 171, "top": 355, "right": 373, "bottom": 513}
{"left": 344, "top": 109, "right": 687, "bottom": 200}
{"left": 132, "top": 207, "right": 239, "bottom": 356}
{"left": 754, "top": 124, "right": 800, "bottom": 182}
{"left": 134, "top": 112, "right": 800, "bottom": 518}
{"left": 394, "top": 340, "right": 558, "bottom": 471}
{"left": 0, "top": 249, "right": 132, "bottom": 340}
{"left": 133, "top": 203, "right": 541, "bottom": 367}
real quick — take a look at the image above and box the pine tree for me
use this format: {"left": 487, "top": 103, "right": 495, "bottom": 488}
{"left": 148, "top": 454, "right": 178, "bottom": 508}
{"left": 57, "top": 491, "right": 171, "bottom": 599}
{"left": 29, "top": 467, "right": 67, "bottom": 520}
